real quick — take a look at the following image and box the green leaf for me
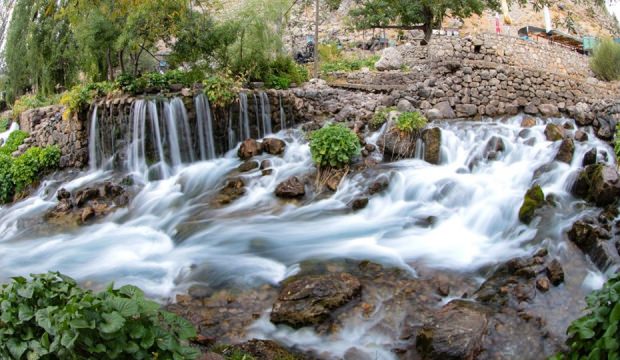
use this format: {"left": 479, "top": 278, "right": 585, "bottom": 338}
{"left": 7, "top": 339, "right": 27, "bottom": 358}
{"left": 35, "top": 307, "right": 57, "bottom": 335}
{"left": 108, "top": 297, "right": 139, "bottom": 317}
{"left": 609, "top": 302, "right": 620, "bottom": 323}
{"left": 18, "top": 303, "right": 34, "bottom": 321}
{"left": 99, "top": 311, "right": 126, "bottom": 334}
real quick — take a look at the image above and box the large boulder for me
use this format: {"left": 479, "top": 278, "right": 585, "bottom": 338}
{"left": 427, "top": 101, "right": 456, "bottom": 120}
{"left": 554, "top": 138, "right": 575, "bottom": 164}
{"left": 378, "top": 126, "right": 441, "bottom": 164}
{"left": 538, "top": 103, "right": 560, "bottom": 117}
{"left": 375, "top": 47, "right": 403, "bottom": 71}
{"left": 455, "top": 104, "right": 478, "bottom": 118}
{"left": 544, "top": 124, "right": 565, "bottom": 142}
{"left": 571, "top": 164, "right": 620, "bottom": 207}
{"left": 568, "top": 218, "right": 620, "bottom": 270}
{"left": 518, "top": 185, "right": 545, "bottom": 224}
{"left": 262, "top": 138, "right": 286, "bottom": 155}
{"left": 270, "top": 272, "right": 361, "bottom": 328}
{"left": 238, "top": 139, "right": 263, "bottom": 160}
{"left": 275, "top": 176, "right": 305, "bottom": 198}
{"left": 416, "top": 300, "right": 488, "bottom": 360}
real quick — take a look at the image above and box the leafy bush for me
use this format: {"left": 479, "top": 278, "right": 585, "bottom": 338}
{"left": 203, "top": 72, "right": 241, "bottom": 107}
{"left": 0, "top": 154, "right": 14, "bottom": 203}
{"left": 309, "top": 124, "right": 360, "bottom": 168}
{"left": 10, "top": 146, "right": 60, "bottom": 193}
{"left": 395, "top": 111, "right": 427, "bottom": 133}
{"left": 370, "top": 106, "right": 395, "bottom": 130}
{"left": 0, "top": 272, "right": 200, "bottom": 360}
{"left": 60, "top": 82, "right": 116, "bottom": 120}
{"left": 325, "top": 0, "right": 342, "bottom": 10}
{"left": 552, "top": 273, "right": 620, "bottom": 359}
{"left": 0, "top": 130, "right": 29, "bottom": 156}
{"left": 265, "top": 56, "right": 309, "bottom": 89}
{"left": 590, "top": 38, "right": 620, "bottom": 81}
{"left": 0, "top": 117, "right": 9, "bottom": 132}
{"left": 12, "top": 94, "right": 61, "bottom": 119}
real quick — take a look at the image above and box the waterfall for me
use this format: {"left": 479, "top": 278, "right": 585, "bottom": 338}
{"left": 195, "top": 94, "right": 216, "bottom": 160}
{"left": 163, "top": 102, "right": 183, "bottom": 169}
{"left": 238, "top": 92, "right": 250, "bottom": 140}
{"left": 88, "top": 106, "right": 99, "bottom": 171}
{"left": 128, "top": 100, "right": 147, "bottom": 175}
{"left": 227, "top": 108, "right": 236, "bottom": 150}
{"left": 260, "top": 92, "right": 272, "bottom": 135}
{"left": 0, "top": 0, "right": 15, "bottom": 69}
{"left": 414, "top": 137, "right": 425, "bottom": 160}
{"left": 253, "top": 93, "right": 261, "bottom": 138}
{"left": 171, "top": 98, "right": 195, "bottom": 163}
{"left": 279, "top": 95, "right": 286, "bottom": 131}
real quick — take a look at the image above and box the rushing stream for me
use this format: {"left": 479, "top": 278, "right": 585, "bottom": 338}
{"left": 0, "top": 98, "right": 614, "bottom": 357}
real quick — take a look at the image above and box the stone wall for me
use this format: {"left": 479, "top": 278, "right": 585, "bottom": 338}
{"left": 18, "top": 105, "right": 88, "bottom": 168}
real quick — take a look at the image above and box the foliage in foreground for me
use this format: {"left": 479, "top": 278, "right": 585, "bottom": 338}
{"left": 60, "top": 82, "right": 118, "bottom": 120}
{"left": 0, "top": 131, "right": 29, "bottom": 156}
{"left": 396, "top": 111, "right": 428, "bottom": 133}
{"left": 319, "top": 44, "right": 379, "bottom": 74}
{"left": 12, "top": 95, "right": 62, "bottom": 119}
{"left": 0, "top": 272, "right": 200, "bottom": 360}
{"left": 615, "top": 123, "right": 620, "bottom": 160}
{"left": 590, "top": 38, "right": 620, "bottom": 81}
{"left": 551, "top": 273, "right": 620, "bottom": 359}
{"left": 309, "top": 124, "right": 360, "bottom": 168}
{"left": 0, "top": 117, "right": 9, "bottom": 132}
{"left": 0, "top": 140, "right": 61, "bottom": 202}
{"left": 370, "top": 107, "right": 396, "bottom": 130}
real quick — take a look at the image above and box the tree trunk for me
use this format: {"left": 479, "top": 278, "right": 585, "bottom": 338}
{"left": 106, "top": 48, "right": 113, "bottom": 81}
{"left": 420, "top": 7, "right": 434, "bottom": 46}
{"left": 133, "top": 48, "right": 144, "bottom": 77}
{"left": 119, "top": 49, "right": 126, "bottom": 74}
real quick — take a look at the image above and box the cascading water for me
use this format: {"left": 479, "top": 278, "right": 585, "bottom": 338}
{"left": 279, "top": 95, "right": 286, "bottom": 131}
{"left": 0, "top": 114, "right": 614, "bottom": 359}
{"left": 0, "top": 0, "right": 15, "bottom": 69}
{"left": 194, "top": 94, "right": 216, "bottom": 160}
{"left": 88, "top": 105, "right": 99, "bottom": 171}
{"left": 260, "top": 92, "right": 272, "bottom": 135}
{"left": 238, "top": 92, "right": 250, "bottom": 140}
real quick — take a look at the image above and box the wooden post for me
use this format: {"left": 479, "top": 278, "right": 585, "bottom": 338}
{"left": 314, "top": 0, "right": 319, "bottom": 79}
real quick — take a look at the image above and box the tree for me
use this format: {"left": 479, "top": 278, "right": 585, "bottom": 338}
{"left": 348, "top": 0, "right": 550, "bottom": 44}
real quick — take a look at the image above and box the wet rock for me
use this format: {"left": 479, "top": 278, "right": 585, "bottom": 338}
{"left": 234, "top": 339, "right": 301, "bottom": 360}
{"left": 595, "top": 116, "right": 616, "bottom": 141}
{"left": 325, "top": 170, "right": 345, "bottom": 191}
{"left": 80, "top": 207, "right": 96, "bottom": 223}
{"left": 74, "top": 187, "right": 99, "bottom": 207}
{"left": 544, "top": 124, "right": 565, "bottom": 142}
{"left": 275, "top": 176, "right": 305, "bottom": 198}
{"left": 545, "top": 259, "right": 564, "bottom": 286}
{"left": 262, "top": 138, "right": 286, "bottom": 155}
{"left": 554, "top": 138, "right": 574, "bottom": 164}
{"left": 101, "top": 182, "right": 124, "bottom": 199}
{"left": 521, "top": 117, "right": 537, "bottom": 128}
{"left": 429, "top": 101, "right": 456, "bottom": 120}
{"left": 344, "top": 347, "right": 373, "bottom": 360}
{"left": 483, "top": 136, "right": 506, "bottom": 161}
{"left": 238, "top": 160, "right": 259, "bottom": 173}
{"left": 237, "top": 139, "right": 263, "bottom": 160}
{"left": 518, "top": 185, "right": 545, "bottom": 224}
{"left": 351, "top": 197, "right": 369, "bottom": 210}
{"left": 378, "top": 130, "right": 417, "bottom": 159}
{"left": 568, "top": 219, "right": 620, "bottom": 270}
{"left": 423, "top": 127, "right": 442, "bottom": 165}
{"left": 563, "top": 122, "right": 575, "bottom": 130}
{"left": 364, "top": 143, "right": 376, "bottom": 153}
{"left": 582, "top": 148, "right": 597, "bottom": 167}
{"left": 214, "top": 178, "right": 246, "bottom": 205}
{"left": 536, "top": 277, "right": 550, "bottom": 292}
{"left": 368, "top": 178, "right": 389, "bottom": 195}
{"left": 416, "top": 300, "right": 487, "bottom": 360}
{"left": 271, "top": 272, "right": 361, "bottom": 328}
{"left": 574, "top": 130, "right": 589, "bottom": 142}
{"left": 571, "top": 164, "right": 620, "bottom": 207}
{"left": 57, "top": 188, "right": 71, "bottom": 201}
{"left": 260, "top": 160, "right": 272, "bottom": 176}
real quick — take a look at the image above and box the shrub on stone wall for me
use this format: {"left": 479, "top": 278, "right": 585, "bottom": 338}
{"left": 590, "top": 38, "right": 620, "bottom": 81}
{"left": 0, "top": 145, "right": 60, "bottom": 202}
{"left": 309, "top": 124, "right": 360, "bottom": 168}
{"left": 396, "top": 111, "right": 427, "bottom": 134}
{"left": 0, "top": 130, "right": 28, "bottom": 156}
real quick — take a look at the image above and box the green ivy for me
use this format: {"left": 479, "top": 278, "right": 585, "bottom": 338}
{"left": 0, "top": 272, "right": 200, "bottom": 360}
{"left": 0, "top": 130, "right": 29, "bottom": 156}
{"left": 0, "top": 154, "right": 14, "bottom": 203}
{"left": 0, "top": 145, "right": 60, "bottom": 198}
{"left": 552, "top": 273, "right": 620, "bottom": 359}
{"left": 203, "top": 72, "right": 240, "bottom": 107}
{"left": 309, "top": 124, "right": 360, "bottom": 168}
{"left": 370, "top": 106, "right": 395, "bottom": 130}
{"left": 395, "top": 111, "right": 427, "bottom": 133}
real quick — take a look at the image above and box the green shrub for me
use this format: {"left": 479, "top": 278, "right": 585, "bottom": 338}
{"left": 395, "top": 111, "right": 427, "bottom": 133}
{"left": 265, "top": 56, "right": 309, "bottom": 89}
{"left": 11, "top": 146, "right": 60, "bottom": 193}
{"left": 0, "top": 117, "right": 9, "bottom": 132}
{"left": 325, "top": 0, "right": 342, "bottom": 10}
{"left": 615, "top": 123, "right": 620, "bottom": 159}
{"left": 0, "top": 154, "right": 14, "bottom": 203}
{"left": 203, "top": 72, "right": 240, "bottom": 107}
{"left": 12, "top": 94, "right": 61, "bottom": 119}
{"left": 590, "top": 38, "right": 620, "bottom": 81}
{"left": 309, "top": 124, "right": 360, "bottom": 168}
{"left": 370, "top": 106, "right": 395, "bottom": 130}
{"left": 60, "top": 82, "right": 116, "bottom": 120}
{"left": 0, "top": 272, "right": 200, "bottom": 360}
{"left": 551, "top": 273, "right": 620, "bottom": 360}
{"left": 0, "top": 130, "right": 28, "bottom": 156}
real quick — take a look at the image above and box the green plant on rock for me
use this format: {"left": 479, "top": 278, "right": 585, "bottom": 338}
{"left": 518, "top": 184, "right": 544, "bottom": 224}
{"left": 0, "top": 130, "right": 29, "bottom": 156}
{"left": 615, "top": 123, "right": 620, "bottom": 160}
{"left": 590, "top": 38, "right": 620, "bottom": 81}
{"left": 12, "top": 94, "right": 61, "bottom": 119}
{"left": 0, "top": 117, "right": 10, "bottom": 132}
{"left": 0, "top": 272, "right": 200, "bottom": 360}
{"left": 60, "top": 82, "right": 117, "bottom": 120}
{"left": 11, "top": 146, "right": 60, "bottom": 193}
{"left": 551, "top": 273, "right": 620, "bottom": 360}
{"left": 396, "top": 111, "right": 427, "bottom": 133}
{"left": 203, "top": 72, "right": 241, "bottom": 107}
{"left": 309, "top": 124, "right": 361, "bottom": 168}
{"left": 0, "top": 154, "right": 14, "bottom": 203}
{"left": 370, "top": 106, "right": 395, "bottom": 130}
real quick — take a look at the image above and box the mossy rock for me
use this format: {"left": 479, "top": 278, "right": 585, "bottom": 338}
{"left": 518, "top": 185, "right": 545, "bottom": 224}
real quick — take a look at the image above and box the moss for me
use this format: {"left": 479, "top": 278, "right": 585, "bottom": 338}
{"left": 518, "top": 185, "right": 545, "bottom": 224}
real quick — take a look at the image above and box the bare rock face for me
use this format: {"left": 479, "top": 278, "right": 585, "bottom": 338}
{"left": 538, "top": 103, "right": 560, "bottom": 117}
{"left": 237, "top": 139, "right": 263, "bottom": 160}
{"left": 416, "top": 300, "right": 488, "bottom": 360}
{"left": 554, "top": 138, "right": 575, "bottom": 164}
{"left": 521, "top": 117, "right": 537, "bottom": 128}
{"left": 544, "top": 123, "right": 565, "bottom": 142}
{"left": 270, "top": 272, "right": 361, "bottom": 328}
{"left": 275, "top": 176, "right": 305, "bottom": 198}
{"left": 568, "top": 218, "right": 620, "bottom": 270}
{"left": 423, "top": 127, "right": 442, "bottom": 165}
{"left": 571, "top": 164, "right": 620, "bottom": 207}
{"left": 375, "top": 47, "right": 403, "bottom": 71}
{"left": 378, "top": 126, "right": 441, "bottom": 164}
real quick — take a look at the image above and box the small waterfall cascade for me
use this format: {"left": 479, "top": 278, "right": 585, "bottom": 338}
{"left": 260, "top": 92, "right": 272, "bottom": 135}
{"left": 194, "top": 94, "right": 216, "bottom": 160}
{"left": 414, "top": 137, "right": 425, "bottom": 160}
{"left": 238, "top": 92, "right": 251, "bottom": 141}
{"left": 88, "top": 105, "right": 99, "bottom": 171}
{"left": 253, "top": 93, "right": 262, "bottom": 138}
{"left": 0, "top": 0, "right": 15, "bottom": 65}
{"left": 279, "top": 94, "right": 286, "bottom": 131}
